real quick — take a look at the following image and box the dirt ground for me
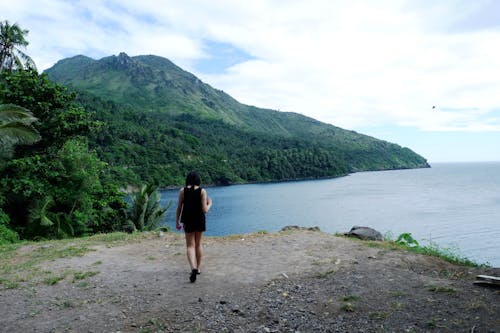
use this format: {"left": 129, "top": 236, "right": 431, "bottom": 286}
{"left": 0, "top": 229, "right": 499, "bottom": 332}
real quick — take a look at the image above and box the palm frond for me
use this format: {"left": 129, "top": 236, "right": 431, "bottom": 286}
{"left": 16, "top": 49, "right": 36, "bottom": 70}
{"left": 129, "top": 184, "right": 170, "bottom": 231}
{"left": 0, "top": 125, "right": 41, "bottom": 144}
{"left": 29, "top": 196, "right": 55, "bottom": 227}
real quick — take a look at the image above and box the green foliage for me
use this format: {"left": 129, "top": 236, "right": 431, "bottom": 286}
{"left": 392, "top": 232, "right": 486, "bottom": 267}
{"left": 0, "top": 68, "right": 128, "bottom": 241}
{"left": 128, "top": 184, "right": 171, "bottom": 232}
{"left": 0, "top": 193, "right": 17, "bottom": 244}
{"left": 1, "top": 138, "right": 117, "bottom": 239}
{"left": 0, "top": 69, "right": 98, "bottom": 154}
{"left": 395, "top": 232, "right": 419, "bottom": 247}
{"left": 0, "top": 103, "right": 40, "bottom": 159}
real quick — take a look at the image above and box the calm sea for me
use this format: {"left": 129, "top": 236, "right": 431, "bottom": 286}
{"left": 160, "top": 162, "right": 500, "bottom": 267}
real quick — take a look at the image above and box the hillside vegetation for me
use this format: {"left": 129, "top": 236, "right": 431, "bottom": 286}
{"left": 45, "top": 52, "right": 429, "bottom": 186}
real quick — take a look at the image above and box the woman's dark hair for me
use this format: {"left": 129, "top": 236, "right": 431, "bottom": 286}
{"left": 185, "top": 171, "right": 201, "bottom": 186}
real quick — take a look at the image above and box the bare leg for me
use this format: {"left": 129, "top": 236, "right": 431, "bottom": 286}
{"left": 185, "top": 232, "right": 197, "bottom": 270}
{"left": 194, "top": 231, "right": 203, "bottom": 272}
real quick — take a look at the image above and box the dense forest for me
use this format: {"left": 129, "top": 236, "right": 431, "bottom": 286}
{"left": 0, "top": 21, "right": 167, "bottom": 244}
{"left": 45, "top": 53, "right": 429, "bottom": 186}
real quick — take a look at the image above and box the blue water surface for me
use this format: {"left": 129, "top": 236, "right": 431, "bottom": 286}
{"left": 160, "top": 162, "right": 500, "bottom": 266}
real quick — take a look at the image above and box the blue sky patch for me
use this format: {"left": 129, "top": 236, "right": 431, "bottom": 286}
{"left": 194, "top": 40, "right": 255, "bottom": 74}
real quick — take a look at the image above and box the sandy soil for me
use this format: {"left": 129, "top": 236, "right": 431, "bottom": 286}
{"left": 0, "top": 229, "right": 498, "bottom": 332}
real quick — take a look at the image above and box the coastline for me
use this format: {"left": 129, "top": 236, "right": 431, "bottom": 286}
{"left": 156, "top": 162, "right": 432, "bottom": 191}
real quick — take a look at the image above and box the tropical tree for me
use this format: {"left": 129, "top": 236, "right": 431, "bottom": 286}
{"left": 0, "top": 103, "right": 40, "bottom": 159}
{"left": 128, "top": 184, "right": 171, "bottom": 231}
{"left": 0, "top": 20, "right": 36, "bottom": 72}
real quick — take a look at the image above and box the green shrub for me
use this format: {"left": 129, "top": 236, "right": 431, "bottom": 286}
{"left": 0, "top": 209, "right": 18, "bottom": 245}
{"left": 393, "top": 232, "right": 486, "bottom": 267}
{"left": 395, "top": 232, "right": 419, "bottom": 247}
{"left": 0, "top": 223, "right": 19, "bottom": 245}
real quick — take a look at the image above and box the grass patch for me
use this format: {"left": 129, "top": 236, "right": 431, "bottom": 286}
{"left": 342, "top": 232, "right": 488, "bottom": 267}
{"left": 36, "top": 245, "right": 94, "bottom": 259}
{"left": 43, "top": 275, "right": 66, "bottom": 285}
{"left": 88, "top": 231, "right": 144, "bottom": 243}
{"left": 0, "top": 231, "right": 151, "bottom": 288}
{"left": 0, "top": 278, "right": 19, "bottom": 289}
{"left": 340, "top": 294, "right": 360, "bottom": 313}
{"left": 54, "top": 299, "right": 74, "bottom": 309}
{"left": 341, "top": 302, "right": 355, "bottom": 312}
{"left": 427, "top": 285, "right": 457, "bottom": 294}
{"left": 0, "top": 245, "right": 95, "bottom": 287}
{"left": 425, "top": 317, "right": 447, "bottom": 329}
{"left": 394, "top": 233, "right": 486, "bottom": 267}
{"left": 72, "top": 271, "right": 99, "bottom": 282}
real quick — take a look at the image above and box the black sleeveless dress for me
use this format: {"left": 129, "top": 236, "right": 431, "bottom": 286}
{"left": 180, "top": 187, "right": 206, "bottom": 232}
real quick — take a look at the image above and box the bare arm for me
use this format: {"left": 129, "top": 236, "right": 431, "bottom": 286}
{"left": 201, "top": 189, "right": 212, "bottom": 213}
{"left": 175, "top": 188, "right": 184, "bottom": 227}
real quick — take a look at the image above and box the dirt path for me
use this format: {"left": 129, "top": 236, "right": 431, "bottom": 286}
{"left": 1, "top": 230, "right": 499, "bottom": 332}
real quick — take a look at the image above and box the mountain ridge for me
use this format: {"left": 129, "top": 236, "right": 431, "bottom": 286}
{"left": 44, "top": 52, "right": 429, "bottom": 186}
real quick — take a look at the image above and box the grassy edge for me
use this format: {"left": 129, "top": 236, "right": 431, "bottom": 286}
{"left": 335, "top": 232, "right": 489, "bottom": 268}
{"left": 0, "top": 231, "right": 155, "bottom": 289}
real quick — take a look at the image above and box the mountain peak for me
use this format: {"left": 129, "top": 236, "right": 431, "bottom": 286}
{"left": 116, "top": 52, "right": 132, "bottom": 65}
{"left": 99, "top": 52, "right": 135, "bottom": 70}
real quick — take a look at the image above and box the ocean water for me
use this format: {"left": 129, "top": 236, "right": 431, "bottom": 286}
{"left": 160, "top": 162, "right": 500, "bottom": 267}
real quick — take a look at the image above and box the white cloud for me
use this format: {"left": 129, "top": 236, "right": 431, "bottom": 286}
{"left": 2, "top": 0, "right": 500, "bottom": 134}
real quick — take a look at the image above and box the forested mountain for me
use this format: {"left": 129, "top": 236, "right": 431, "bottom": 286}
{"left": 45, "top": 52, "right": 429, "bottom": 186}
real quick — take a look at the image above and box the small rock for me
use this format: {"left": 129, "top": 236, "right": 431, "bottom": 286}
{"left": 281, "top": 225, "right": 321, "bottom": 232}
{"left": 344, "top": 226, "right": 383, "bottom": 241}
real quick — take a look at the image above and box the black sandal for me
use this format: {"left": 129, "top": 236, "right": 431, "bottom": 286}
{"left": 190, "top": 269, "right": 198, "bottom": 283}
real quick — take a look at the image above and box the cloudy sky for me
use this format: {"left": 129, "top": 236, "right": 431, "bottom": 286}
{"left": 3, "top": 0, "right": 500, "bottom": 162}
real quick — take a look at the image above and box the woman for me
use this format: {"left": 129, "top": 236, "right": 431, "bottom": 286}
{"left": 176, "top": 171, "right": 212, "bottom": 283}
